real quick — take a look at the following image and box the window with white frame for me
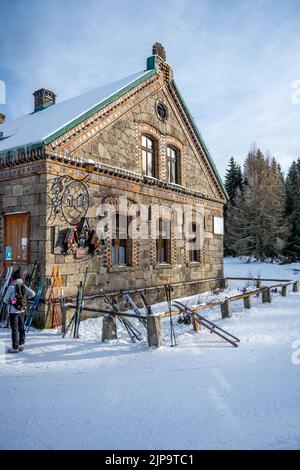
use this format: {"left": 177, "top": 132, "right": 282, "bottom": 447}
{"left": 167, "top": 146, "right": 180, "bottom": 184}
{"left": 142, "top": 135, "right": 156, "bottom": 177}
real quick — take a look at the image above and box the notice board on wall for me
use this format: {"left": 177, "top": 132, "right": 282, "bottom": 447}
{"left": 213, "top": 217, "right": 224, "bottom": 235}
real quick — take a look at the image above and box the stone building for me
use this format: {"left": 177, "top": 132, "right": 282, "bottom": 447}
{"left": 0, "top": 44, "right": 227, "bottom": 327}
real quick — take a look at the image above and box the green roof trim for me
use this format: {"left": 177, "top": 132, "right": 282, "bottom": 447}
{"left": 43, "top": 68, "right": 157, "bottom": 145}
{"left": 34, "top": 102, "right": 55, "bottom": 113}
{"left": 171, "top": 80, "right": 228, "bottom": 201}
{"left": 147, "top": 55, "right": 156, "bottom": 71}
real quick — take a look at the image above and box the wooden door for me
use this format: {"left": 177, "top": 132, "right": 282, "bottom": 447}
{"left": 4, "top": 213, "right": 30, "bottom": 265}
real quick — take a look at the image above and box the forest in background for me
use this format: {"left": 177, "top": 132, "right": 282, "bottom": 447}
{"left": 224, "top": 145, "right": 300, "bottom": 262}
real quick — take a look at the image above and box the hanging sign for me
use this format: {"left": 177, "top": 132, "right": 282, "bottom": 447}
{"left": 213, "top": 217, "right": 224, "bottom": 235}
{"left": 5, "top": 246, "right": 12, "bottom": 261}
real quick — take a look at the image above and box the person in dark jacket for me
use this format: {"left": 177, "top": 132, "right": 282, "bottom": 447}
{"left": 4, "top": 270, "right": 35, "bottom": 353}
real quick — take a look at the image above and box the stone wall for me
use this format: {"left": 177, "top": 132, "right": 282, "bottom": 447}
{"left": 76, "top": 88, "right": 217, "bottom": 198}
{"left": 41, "top": 83, "right": 225, "bottom": 326}
{"left": 44, "top": 169, "right": 224, "bottom": 327}
{"left": 0, "top": 169, "right": 48, "bottom": 326}
{"left": 0, "top": 80, "right": 225, "bottom": 328}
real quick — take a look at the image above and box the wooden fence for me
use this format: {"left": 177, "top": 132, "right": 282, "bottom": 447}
{"left": 62, "top": 278, "right": 299, "bottom": 348}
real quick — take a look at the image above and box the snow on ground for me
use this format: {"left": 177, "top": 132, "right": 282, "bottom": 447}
{"left": 0, "top": 258, "right": 300, "bottom": 450}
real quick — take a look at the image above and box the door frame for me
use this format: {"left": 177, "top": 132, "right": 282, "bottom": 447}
{"left": 3, "top": 211, "right": 30, "bottom": 266}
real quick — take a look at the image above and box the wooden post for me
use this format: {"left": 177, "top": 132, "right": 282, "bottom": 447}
{"left": 147, "top": 316, "right": 163, "bottom": 348}
{"left": 293, "top": 281, "right": 299, "bottom": 293}
{"left": 256, "top": 279, "right": 261, "bottom": 288}
{"left": 192, "top": 314, "right": 201, "bottom": 332}
{"left": 222, "top": 278, "right": 228, "bottom": 289}
{"left": 281, "top": 284, "right": 288, "bottom": 297}
{"left": 243, "top": 296, "right": 251, "bottom": 309}
{"left": 102, "top": 315, "right": 117, "bottom": 341}
{"left": 262, "top": 288, "right": 271, "bottom": 303}
{"left": 221, "top": 299, "right": 231, "bottom": 318}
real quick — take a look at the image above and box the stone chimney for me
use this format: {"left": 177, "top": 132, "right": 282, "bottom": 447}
{"left": 0, "top": 112, "right": 5, "bottom": 124}
{"left": 33, "top": 88, "right": 56, "bottom": 112}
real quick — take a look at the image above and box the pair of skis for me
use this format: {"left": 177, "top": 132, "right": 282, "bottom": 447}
{"left": 26, "top": 260, "right": 39, "bottom": 288}
{"left": 172, "top": 300, "right": 240, "bottom": 347}
{"left": 165, "top": 284, "right": 177, "bottom": 347}
{"left": 0, "top": 262, "right": 40, "bottom": 328}
{"left": 0, "top": 266, "right": 14, "bottom": 327}
{"left": 63, "top": 265, "right": 89, "bottom": 339}
{"left": 122, "top": 291, "right": 149, "bottom": 329}
{"left": 24, "top": 283, "right": 44, "bottom": 332}
{"left": 48, "top": 266, "right": 64, "bottom": 329}
{"left": 102, "top": 291, "right": 143, "bottom": 343}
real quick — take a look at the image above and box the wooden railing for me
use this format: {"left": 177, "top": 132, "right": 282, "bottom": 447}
{"left": 160, "top": 279, "right": 299, "bottom": 320}
{"left": 61, "top": 278, "right": 299, "bottom": 348}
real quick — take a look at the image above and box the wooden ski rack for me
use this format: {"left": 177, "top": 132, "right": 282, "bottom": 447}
{"left": 61, "top": 277, "right": 299, "bottom": 349}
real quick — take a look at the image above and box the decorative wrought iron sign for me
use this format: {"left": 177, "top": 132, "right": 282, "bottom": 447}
{"left": 47, "top": 175, "right": 90, "bottom": 225}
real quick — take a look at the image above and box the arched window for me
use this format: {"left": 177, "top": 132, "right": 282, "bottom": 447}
{"left": 167, "top": 146, "right": 180, "bottom": 184}
{"left": 142, "top": 134, "right": 156, "bottom": 177}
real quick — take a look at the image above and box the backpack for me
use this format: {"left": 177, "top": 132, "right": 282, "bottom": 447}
{"left": 11, "top": 284, "right": 27, "bottom": 311}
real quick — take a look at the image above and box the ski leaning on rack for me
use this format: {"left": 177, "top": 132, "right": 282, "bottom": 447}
{"left": 46, "top": 268, "right": 60, "bottom": 329}
{"left": 0, "top": 266, "right": 14, "bottom": 327}
{"left": 63, "top": 265, "right": 89, "bottom": 339}
{"left": 172, "top": 300, "right": 240, "bottom": 347}
{"left": 122, "top": 291, "right": 147, "bottom": 329}
{"left": 140, "top": 292, "right": 153, "bottom": 316}
{"left": 101, "top": 290, "right": 143, "bottom": 343}
{"left": 73, "top": 265, "right": 89, "bottom": 339}
{"left": 165, "top": 284, "right": 177, "bottom": 347}
{"left": 24, "top": 283, "right": 44, "bottom": 333}
{"left": 26, "top": 261, "right": 38, "bottom": 288}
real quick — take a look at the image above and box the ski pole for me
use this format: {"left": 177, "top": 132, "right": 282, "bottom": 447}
{"left": 165, "top": 284, "right": 176, "bottom": 347}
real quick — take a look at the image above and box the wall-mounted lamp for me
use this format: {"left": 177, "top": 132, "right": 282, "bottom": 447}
{"left": 83, "top": 158, "right": 95, "bottom": 173}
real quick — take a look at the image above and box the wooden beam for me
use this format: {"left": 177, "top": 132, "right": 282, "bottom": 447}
{"left": 221, "top": 299, "right": 232, "bottom": 319}
{"left": 147, "top": 316, "right": 163, "bottom": 348}
{"left": 281, "top": 284, "right": 288, "bottom": 297}
{"left": 226, "top": 277, "right": 292, "bottom": 282}
{"left": 293, "top": 281, "right": 299, "bottom": 293}
{"left": 102, "top": 315, "right": 117, "bottom": 341}
{"left": 243, "top": 296, "right": 251, "bottom": 309}
{"left": 262, "top": 288, "right": 271, "bottom": 303}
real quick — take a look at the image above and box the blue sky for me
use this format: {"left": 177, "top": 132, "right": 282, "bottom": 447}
{"left": 0, "top": 0, "right": 299, "bottom": 177}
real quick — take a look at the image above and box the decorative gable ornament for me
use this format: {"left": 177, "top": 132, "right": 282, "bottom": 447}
{"left": 152, "top": 42, "right": 166, "bottom": 61}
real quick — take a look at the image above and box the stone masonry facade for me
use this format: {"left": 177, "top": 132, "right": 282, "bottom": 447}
{"left": 0, "top": 47, "right": 226, "bottom": 327}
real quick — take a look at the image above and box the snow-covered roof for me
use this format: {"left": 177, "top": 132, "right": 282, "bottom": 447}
{"left": 0, "top": 69, "right": 152, "bottom": 154}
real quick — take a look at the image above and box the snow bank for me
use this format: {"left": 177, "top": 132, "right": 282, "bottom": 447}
{"left": 0, "top": 258, "right": 299, "bottom": 450}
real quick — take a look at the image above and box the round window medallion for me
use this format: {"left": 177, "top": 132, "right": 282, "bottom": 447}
{"left": 156, "top": 101, "right": 168, "bottom": 121}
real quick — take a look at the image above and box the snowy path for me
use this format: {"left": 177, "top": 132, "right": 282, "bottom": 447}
{"left": 0, "top": 259, "right": 300, "bottom": 449}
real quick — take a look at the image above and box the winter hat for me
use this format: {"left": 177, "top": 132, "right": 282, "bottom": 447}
{"left": 12, "top": 270, "right": 22, "bottom": 281}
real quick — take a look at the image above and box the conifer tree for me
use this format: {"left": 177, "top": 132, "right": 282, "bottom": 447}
{"left": 226, "top": 146, "right": 287, "bottom": 261}
{"left": 224, "top": 156, "right": 243, "bottom": 200}
{"left": 285, "top": 158, "right": 300, "bottom": 260}
{"left": 224, "top": 157, "right": 243, "bottom": 256}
